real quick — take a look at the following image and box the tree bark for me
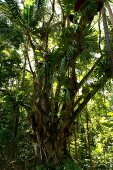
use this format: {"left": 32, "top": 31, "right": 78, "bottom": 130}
{"left": 85, "top": 110, "right": 94, "bottom": 170}
{"left": 102, "top": 7, "right": 113, "bottom": 76}
{"left": 106, "top": 0, "right": 113, "bottom": 27}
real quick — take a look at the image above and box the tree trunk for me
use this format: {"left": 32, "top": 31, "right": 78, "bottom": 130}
{"left": 85, "top": 110, "right": 94, "bottom": 170}
{"left": 29, "top": 101, "right": 81, "bottom": 169}
{"left": 106, "top": 0, "right": 113, "bottom": 27}
{"left": 74, "top": 123, "right": 79, "bottom": 161}
{"left": 102, "top": 7, "right": 113, "bottom": 76}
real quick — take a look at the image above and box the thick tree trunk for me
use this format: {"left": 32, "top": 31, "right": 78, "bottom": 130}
{"left": 31, "top": 119, "right": 80, "bottom": 169}
{"left": 29, "top": 99, "right": 81, "bottom": 169}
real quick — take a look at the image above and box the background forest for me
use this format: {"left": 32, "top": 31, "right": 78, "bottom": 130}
{"left": 0, "top": 0, "right": 113, "bottom": 169}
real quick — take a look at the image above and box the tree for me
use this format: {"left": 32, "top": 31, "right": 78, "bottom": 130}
{"left": 0, "top": 0, "right": 113, "bottom": 169}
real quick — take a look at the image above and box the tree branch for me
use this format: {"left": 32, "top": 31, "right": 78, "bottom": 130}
{"left": 69, "top": 72, "right": 111, "bottom": 125}
{"left": 102, "top": 7, "right": 113, "bottom": 76}
{"left": 77, "top": 55, "right": 103, "bottom": 92}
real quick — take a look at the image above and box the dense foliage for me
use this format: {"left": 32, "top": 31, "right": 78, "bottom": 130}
{"left": 0, "top": 0, "right": 113, "bottom": 169}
